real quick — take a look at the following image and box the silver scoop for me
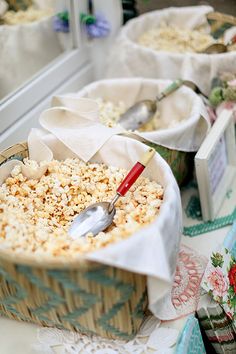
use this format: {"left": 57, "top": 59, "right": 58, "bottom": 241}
{"left": 200, "top": 35, "right": 236, "bottom": 54}
{"left": 69, "top": 148, "right": 155, "bottom": 239}
{"left": 118, "top": 79, "right": 184, "bottom": 131}
{"left": 183, "top": 80, "right": 210, "bottom": 105}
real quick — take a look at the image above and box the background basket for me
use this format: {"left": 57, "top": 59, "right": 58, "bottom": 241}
{"left": 143, "top": 142, "right": 194, "bottom": 187}
{"left": 72, "top": 78, "right": 203, "bottom": 187}
{"left": 0, "top": 143, "right": 147, "bottom": 340}
{"left": 122, "top": 133, "right": 195, "bottom": 187}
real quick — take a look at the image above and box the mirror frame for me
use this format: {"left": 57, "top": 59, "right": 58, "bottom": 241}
{"left": 0, "top": 0, "right": 89, "bottom": 135}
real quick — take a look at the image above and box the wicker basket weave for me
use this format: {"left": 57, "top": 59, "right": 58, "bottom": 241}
{"left": 0, "top": 143, "right": 147, "bottom": 340}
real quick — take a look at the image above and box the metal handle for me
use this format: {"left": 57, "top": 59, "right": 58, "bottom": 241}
{"left": 156, "top": 79, "right": 184, "bottom": 101}
{"left": 207, "top": 11, "right": 236, "bottom": 26}
{"left": 117, "top": 148, "right": 155, "bottom": 197}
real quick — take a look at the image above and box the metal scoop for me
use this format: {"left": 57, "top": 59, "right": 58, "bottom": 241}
{"left": 118, "top": 79, "right": 184, "bottom": 131}
{"left": 69, "top": 148, "right": 155, "bottom": 239}
{"left": 183, "top": 80, "right": 210, "bottom": 105}
{"left": 200, "top": 35, "right": 236, "bottom": 54}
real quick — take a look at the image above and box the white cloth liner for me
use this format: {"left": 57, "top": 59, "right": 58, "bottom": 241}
{"left": 53, "top": 78, "right": 210, "bottom": 152}
{"left": 0, "top": 0, "right": 7, "bottom": 16}
{"left": 105, "top": 6, "right": 236, "bottom": 95}
{"left": 0, "top": 100, "right": 182, "bottom": 317}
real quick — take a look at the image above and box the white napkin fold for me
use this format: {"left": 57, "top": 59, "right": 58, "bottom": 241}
{"left": 39, "top": 103, "right": 123, "bottom": 162}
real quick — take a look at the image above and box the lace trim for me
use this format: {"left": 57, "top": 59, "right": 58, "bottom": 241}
{"left": 35, "top": 316, "right": 179, "bottom": 354}
{"left": 154, "top": 245, "right": 207, "bottom": 320}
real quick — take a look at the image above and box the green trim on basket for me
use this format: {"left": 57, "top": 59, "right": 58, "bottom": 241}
{"left": 17, "top": 265, "right": 66, "bottom": 321}
{"left": 132, "top": 290, "right": 147, "bottom": 319}
{"left": 0, "top": 262, "right": 65, "bottom": 328}
{"left": 0, "top": 266, "right": 29, "bottom": 321}
{"left": 48, "top": 269, "right": 101, "bottom": 335}
{"left": 85, "top": 266, "right": 138, "bottom": 339}
{"left": 0, "top": 263, "right": 146, "bottom": 339}
{"left": 0, "top": 266, "right": 27, "bottom": 304}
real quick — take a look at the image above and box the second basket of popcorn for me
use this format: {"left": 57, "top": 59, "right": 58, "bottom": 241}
{"left": 105, "top": 5, "right": 236, "bottom": 95}
{"left": 53, "top": 78, "right": 210, "bottom": 186}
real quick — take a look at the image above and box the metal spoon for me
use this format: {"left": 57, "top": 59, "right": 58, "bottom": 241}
{"left": 200, "top": 35, "right": 236, "bottom": 54}
{"left": 183, "top": 80, "right": 210, "bottom": 105}
{"left": 118, "top": 79, "right": 184, "bottom": 131}
{"left": 69, "top": 148, "right": 155, "bottom": 239}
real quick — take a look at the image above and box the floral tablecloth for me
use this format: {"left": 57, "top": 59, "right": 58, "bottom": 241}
{"left": 182, "top": 177, "right": 236, "bottom": 354}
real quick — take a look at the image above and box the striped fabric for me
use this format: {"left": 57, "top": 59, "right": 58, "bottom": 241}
{"left": 197, "top": 294, "right": 236, "bottom": 354}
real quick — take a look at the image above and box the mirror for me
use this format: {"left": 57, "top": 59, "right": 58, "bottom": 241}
{"left": 0, "top": 0, "right": 73, "bottom": 102}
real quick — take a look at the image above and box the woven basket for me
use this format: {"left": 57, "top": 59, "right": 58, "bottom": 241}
{"left": 122, "top": 133, "right": 194, "bottom": 187}
{"left": 146, "top": 143, "right": 194, "bottom": 187}
{"left": 0, "top": 143, "right": 147, "bottom": 340}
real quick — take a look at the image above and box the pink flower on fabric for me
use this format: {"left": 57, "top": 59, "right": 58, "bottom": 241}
{"left": 205, "top": 266, "right": 229, "bottom": 298}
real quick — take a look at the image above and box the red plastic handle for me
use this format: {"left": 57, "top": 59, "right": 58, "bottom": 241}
{"left": 232, "top": 35, "right": 236, "bottom": 44}
{"left": 117, "top": 162, "right": 145, "bottom": 196}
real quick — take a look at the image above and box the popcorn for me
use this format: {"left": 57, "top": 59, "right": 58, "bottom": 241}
{"left": 10, "top": 165, "right": 21, "bottom": 177}
{"left": 137, "top": 25, "right": 215, "bottom": 53}
{"left": 96, "top": 98, "right": 126, "bottom": 127}
{"left": 2, "top": 7, "right": 53, "bottom": 25}
{"left": 97, "top": 98, "right": 185, "bottom": 131}
{"left": 0, "top": 158, "right": 164, "bottom": 259}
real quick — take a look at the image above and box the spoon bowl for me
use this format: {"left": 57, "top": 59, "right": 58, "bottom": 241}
{"left": 69, "top": 202, "right": 115, "bottom": 239}
{"left": 201, "top": 43, "right": 227, "bottom": 54}
{"left": 200, "top": 35, "right": 236, "bottom": 54}
{"left": 69, "top": 148, "right": 155, "bottom": 239}
{"left": 118, "top": 79, "right": 184, "bottom": 131}
{"left": 119, "top": 100, "right": 156, "bottom": 130}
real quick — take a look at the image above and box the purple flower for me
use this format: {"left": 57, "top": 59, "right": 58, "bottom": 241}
{"left": 53, "top": 16, "right": 69, "bottom": 33}
{"left": 86, "top": 15, "right": 110, "bottom": 38}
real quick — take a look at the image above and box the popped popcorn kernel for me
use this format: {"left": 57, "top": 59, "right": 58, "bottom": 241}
{"left": 0, "top": 158, "right": 164, "bottom": 260}
{"left": 96, "top": 98, "right": 185, "bottom": 131}
{"left": 137, "top": 24, "right": 215, "bottom": 54}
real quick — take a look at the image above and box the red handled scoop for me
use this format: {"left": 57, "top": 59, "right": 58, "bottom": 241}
{"left": 69, "top": 148, "right": 155, "bottom": 239}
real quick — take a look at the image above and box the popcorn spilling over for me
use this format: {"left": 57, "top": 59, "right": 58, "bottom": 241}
{"left": 0, "top": 158, "right": 163, "bottom": 259}
{"left": 96, "top": 98, "right": 184, "bottom": 131}
{"left": 137, "top": 25, "right": 215, "bottom": 53}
